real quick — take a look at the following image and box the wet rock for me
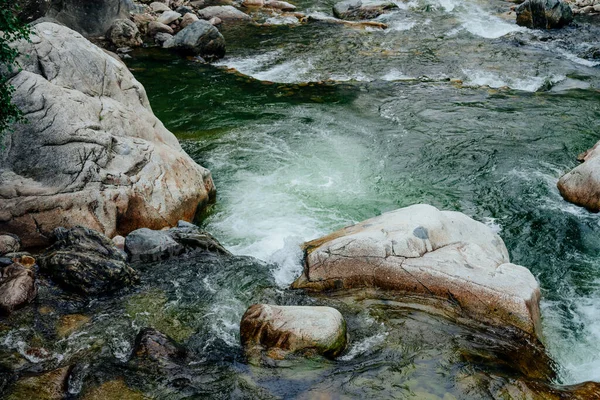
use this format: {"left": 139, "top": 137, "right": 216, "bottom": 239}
{"left": 516, "top": 0, "right": 573, "bottom": 29}
{"left": 107, "top": 19, "right": 143, "bottom": 48}
{"left": 332, "top": 0, "right": 398, "bottom": 20}
{"left": 11, "top": 254, "right": 36, "bottom": 268}
{"left": 292, "top": 204, "right": 542, "bottom": 337}
{"left": 46, "top": 0, "right": 133, "bottom": 37}
{"left": 125, "top": 221, "right": 230, "bottom": 262}
{"left": 82, "top": 379, "right": 146, "bottom": 400}
{"left": 181, "top": 12, "right": 200, "bottom": 28}
{"left": 6, "top": 366, "right": 72, "bottom": 400}
{"left": 158, "top": 10, "right": 181, "bottom": 24}
{"left": 558, "top": 140, "right": 600, "bottom": 212}
{"left": 0, "top": 234, "right": 20, "bottom": 255}
{"left": 150, "top": 1, "right": 171, "bottom": 12}
{"left": 38, "top": 226, "right": 139, "bottom": 295}
{"left": 56, "top": 314, "right": 91, "bottom": 337}
{"left": 163, "top": 20, "right": 226, "bottom": 59}
{"left": 132, "top": 328, "right": 186, "bottom": 365}
{"left": 0, "top": 263, "right": 37, "bottom": 315}
{"left": 197, "top": 6, "right": 252, "bottom": 22}
{"left": 148, "top": 20, "right": 175, "bottom": 35}
{"left": 0, "top": 23, "right": 216, "bottom": 248}
{"left": 240, "top": 304, "right": 347, "bottom": 360}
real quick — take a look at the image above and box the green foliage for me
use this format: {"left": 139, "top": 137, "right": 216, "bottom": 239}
{"left": 0, "top": 2, "right": 31, "bottom": 135}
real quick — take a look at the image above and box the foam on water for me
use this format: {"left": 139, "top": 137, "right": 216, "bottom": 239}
{"left": 463, "top": 69, "right": 565, "bottom": 92}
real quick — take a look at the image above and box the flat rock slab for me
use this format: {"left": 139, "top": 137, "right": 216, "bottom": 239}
{"left": 240, "top": 304, "right": 347, "bottom": 360}
{"left": 197, "top": 6, "right": 252, "bottom": 21}
{"left": 558, "top": 139, "right": 600, "bottom": 211}
{"left": 292, "top": 204, "right": 541, "bottom": 337}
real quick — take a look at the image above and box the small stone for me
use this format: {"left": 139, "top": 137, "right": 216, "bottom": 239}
{"left": 150, "top": 1, "right": 171, "bottom": 12}
{"left": 240, "top": 304, "right": 347, "bottom": 361}
{"left": 107, "top": 19, "right": 143, "bottom": 48}
{"left": 112, "top": 235, "right": 126, "bottom": 251}
{"left": 12, "top": 255, "right": 36, "bottom": 268}
{"left": 0, "top": 263, "right": 37, "bottom": 315}
{"left": 0, "top": 234, "right": 20, "bottom": 256}
{"left": 176, "top": 5, "right": 194, "bottom": 14}
{"left": 209, "top": 17, "right": 222, "bottom": 25}
{"left": 148, "top": 20, "right": 174, "bottom": 36}
{"left": 158, "top": 10, "right": 182, "bottom": 24}
{"left": 197, "top": 6, "right": 252, "bottom": 21}
{"left": 181, "top": 12, "right": 200, "bottom": 28}
{"left": 265, "top": 0, "right": 297, "bottom": 10}
{"left": 154, "top": 32, "right": 173, "bottom": 45}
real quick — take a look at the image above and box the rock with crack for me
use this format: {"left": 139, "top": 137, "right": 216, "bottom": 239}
{"left": 46, "top": 0, "right": 133, "bottom": 37}
{"left": 558, "top": 140, "right": 600, "bottom": 212}
{"left": 240, "top": 304, "right": 347, "bottom": 361}
{"left": 107, "top": 19, "right": 143, "bottom": 48}
{"left": 0, "top": 263, "right": 37, "bottom": 315}
{"left": 0, "top": 234, "right": 20, "bottom": 256}
{"left": 38, "top": 226, "right": 139, "bottom": 295}
{"left": 292, "top": 204, "right": 542, "bottom": 338}
{"left": 0, "top": 23, "right": 216, "bottom": 248}
{"left": 125, "top": 220, "right": 230, "bottom": 262}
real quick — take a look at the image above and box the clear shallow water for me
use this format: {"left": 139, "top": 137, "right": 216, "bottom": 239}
{"left": 125, "top": 0, "right": 600, "bottom": 389}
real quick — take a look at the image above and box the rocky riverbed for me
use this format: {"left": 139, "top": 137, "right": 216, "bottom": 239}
{"left": 2, "top": 0, "right": 600, "bottom": 398}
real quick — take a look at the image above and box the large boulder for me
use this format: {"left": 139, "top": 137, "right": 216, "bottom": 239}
{"left": 38, "top": 226, "right": 139, "bottom": 295}
{"left": 125, "top": 221, "right": 230, "bottom": 262}
{"left": 292, "top": 204, "right": 542, "bottom": 337}
{"left": 332, "top": 0, "right": 398, "bottom": 20}
{"left": 197, "top": 6, "right": 252, "bottom": 22}
{"left": 46, "top": 0, "right": 133, "bottom": 37}
{"left": 15, "top": 0, "right": 52, "bottom": 23}
{"left": 516, "top": 0, "right": 573, "bottom": 29}
{"left": 558, "top": 140, "right": 600, "bottom": 211}
{"left": 0, "top": 263, "right": 37, "bottom": 315}
{"left": 107, "top": 19, "right": 143, "bottom": 48}
{"left": 163, "top": 20, "right": 226, "bottom": 59}
{"left": 0, "top": 23, "right": 215, "bottom": 248}
{"left": 240, "top": 304, "right": 347, "bottom": 360}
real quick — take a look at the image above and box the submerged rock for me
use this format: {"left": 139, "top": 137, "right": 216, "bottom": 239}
{"left": 163, "top": 20, "right": 226, "bottom": 59}
{"left": 0, "top": 263, "right": 37, "bottom": 315}
{"left": 38, "top": 226, "right": 139, "bottom": 295}
{"left": 107, "top": 19, "right": 143, "bottom": 48}
{"left": 292, "top": 204, "right": 541, "bottom": 337}
{"left": 82, "top": 379, "right": 146, "bottom": 400}
{"left": 6, "top": 366, "right": 72, "bottom": 400}
{"left": 125, "top": 221, "right": 230, "bottom": 262}
{"left": 197, "top": 6, "right": 252, "bottom": 22}
{"left": 516, "top": 0, "right": 573, "bottom": 29}
{"left": 333, "top": 0, "right": 398, "bottom": 20}
{"left": 0, "top": 23, "right": 216, "bottom": 248}
{"left": 558, "top": 140, "right": 600, "bottom": 212}
{"left": 240, "top": 304, "right": 347, "bottom": 360}
{"left": 132, "top": 328, "right": 186, "bottom": 365}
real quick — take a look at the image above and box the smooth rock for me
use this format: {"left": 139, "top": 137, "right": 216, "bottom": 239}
{"left": 0, "top": 263, "right": 37, "bottom": 315}
{"left": 181, "top": 12, "right": 200, "bottom": 28}
{"left": 107, "top": 19, "right": 143, "bottom": 48}
{"left": 292, "top": 204, "right": 542, "bottom": 337}
{"left": 516, "top": 0, "right": 573, "bottom": 28}
{"left": 558, "top": 140, "right": 600, "bottom": 211}
{"left": 265, "top": 0, "right": 297, "bottom": 10}
{"left": 132, "top": 328, "right": 186, "bottom": 364}
{"left": 0, "top": 234, "right": 20, "bottom": 255}
{"left": 240, "top": 304, "right": 347, "bottom": 360}
{"left": 38, "top": 226, "right": 139, "bottom": 295}
{"left": 150, "top": 1, "right": 171, "bottom": 12}
{"left": 148, "top": 20, "right": 175, "bottom": 35}
{"left": 0, "top": 23, "right": 216, "bottom": 248}
{"left": 197, "top": 6, "right": 252, "bottom": 21}
{"left": 209, "top": 17, "right": 222, "bottom": 25}
{"left": 125, "top": 221, "right": 230, "bottom": 262}
{"left": 332, "top": 0, "right": 398, "bottom": 20}
{"left": 112, "top": 235, "right": 126, "bottom": 250}
{"left": 163, "top": 20, "right": 226, "bottom": 59}
{"left": 158, "top": 10, "right": 181, "bottom": 24}
{"left": 154, "top": 32, "right": 173, "bottom": 44}
{"left": 6, "top": 366, "right": 72, "bottom": 400}
{"left": 46, "top": 0, "right": 132, "bottom": 36}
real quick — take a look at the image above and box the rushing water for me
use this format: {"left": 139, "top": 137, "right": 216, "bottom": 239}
{"left": 2, "top": 0, "right": 600, "bottom": 398}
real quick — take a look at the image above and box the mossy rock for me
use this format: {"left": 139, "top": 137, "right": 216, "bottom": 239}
{"left": 83, "top": 379, "right": 148, "bottom": 400}
{"left": 7, "top": 366, "right": 71, "bottom": 400}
